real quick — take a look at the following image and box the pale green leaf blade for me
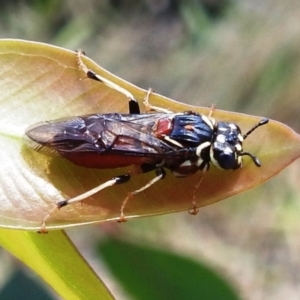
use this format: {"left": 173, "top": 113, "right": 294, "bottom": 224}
{"left": 0, "top": 229, "right": 114, "bottom": 300}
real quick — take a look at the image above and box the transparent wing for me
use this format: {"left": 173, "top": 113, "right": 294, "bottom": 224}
{"left": 25, "top": 113, "right": 181, "bottom": 157}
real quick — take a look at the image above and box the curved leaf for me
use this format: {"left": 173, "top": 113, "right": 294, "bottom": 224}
{"left": 0, "top": 39, "right": 299, "bottom": 230}
{"left": 0, "top": 229, "right": 114, "bottom": 300}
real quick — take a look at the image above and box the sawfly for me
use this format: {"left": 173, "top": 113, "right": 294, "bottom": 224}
{"left": 25, "top": 50, "right": 268, "bottom": 231}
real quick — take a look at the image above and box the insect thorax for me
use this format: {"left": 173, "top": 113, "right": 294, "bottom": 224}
{"left": 164, "top": 115, "right": 246, "bottom": 176}
{"left": 157, "top": 112, "right": 216, "bottom": 176}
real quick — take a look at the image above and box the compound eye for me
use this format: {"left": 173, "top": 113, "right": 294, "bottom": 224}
{"left": 226, "top": 132, "right": 239, "bottom": 145}
{"left": 213, "top": 148, "right": 240, "bottom": 170}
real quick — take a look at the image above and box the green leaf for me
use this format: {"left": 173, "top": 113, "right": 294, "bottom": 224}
{"left": 0, "top": 38, "right": 299, "bottom": 231}
{"left": 0, "top": 229, "right": 114, "bottom": 299}
{"left": 98, "top": 238, "right": 240, "bottom": 300}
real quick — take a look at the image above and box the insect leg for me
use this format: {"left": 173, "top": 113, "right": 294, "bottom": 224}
{"left": 56, "top": 175, "right": 130, "bottom": 209}
{"left": 208, "top": 104, "right": 215, "bottom": 118}
{"left": 76, "top": 50, "right": 140, "bottom": 114}
{"left": 118, "top": 167, "right": 166, "bottom": 222}
{"left": 188, "top": 172, "right": 205, "bottom": 215}
{"left": 39, "top": 174, "right": 131, "bottom": 233}
{"left": 39, "top": 164, "right": 165, "bottom": 231}
{"left": 143, "top": 88, "right": 173, "bottom": 113}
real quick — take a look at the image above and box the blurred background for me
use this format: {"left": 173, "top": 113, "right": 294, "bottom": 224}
{"left": 1, "top": 0, "right": 300, "bottom": 299}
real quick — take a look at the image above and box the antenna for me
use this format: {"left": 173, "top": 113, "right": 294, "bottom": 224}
{"left": 241, "top": 152, "right": 261, "bottom": 167}
{"left": 239, "top": 118, "right": 269, "bottom": 167}
{"left": 243, "top": 118, "right": 269, "bottom": 140}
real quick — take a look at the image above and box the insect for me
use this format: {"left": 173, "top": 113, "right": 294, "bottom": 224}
{"left": 25, "top": 50, "right": 269, "bottom": 230}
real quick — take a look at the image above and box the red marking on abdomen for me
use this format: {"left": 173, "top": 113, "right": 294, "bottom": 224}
{"left": 62, "top": 152, "right": 152, "bottom": 169}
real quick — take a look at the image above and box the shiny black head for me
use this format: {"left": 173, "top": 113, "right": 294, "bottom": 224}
{"left": 210, "top": 119, "right": 269, "bottom": 170}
